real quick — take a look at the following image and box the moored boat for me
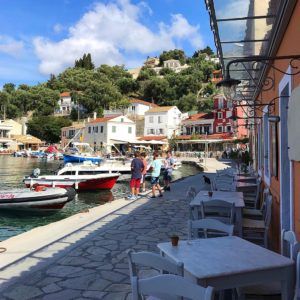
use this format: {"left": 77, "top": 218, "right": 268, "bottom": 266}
{"left": 23, "top": 165, "right": 120, "bottom": 191}
{"left": 63, "top": 142, "right": 102, "bottom": 163}
{"left": 0, "top": 187, "right": 75, "bottom": 212}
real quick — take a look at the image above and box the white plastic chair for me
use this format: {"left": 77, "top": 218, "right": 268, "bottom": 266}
{"left": 242, "top": 195, "right": 272, "bottom": 248}
{"left": 188, "top": 218, "right": 234, "bottom": 239}
{"left": 132, "top": 274, "right": 214, "bottom": 300}
{"left": 239, "top": 230, "right": 299, "bottom": 297}
{"left": 243, "top": 187, "right": 269, "bottom": 219}
{"left": 201, "top": 199, "right": 235, "bottom": 224}
{"left": 127, "top": 250, "right": 184, "bottom": 279}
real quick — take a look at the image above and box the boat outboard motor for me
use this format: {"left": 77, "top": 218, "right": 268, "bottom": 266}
{"left": 31, "top": 168, "right": 41, "bottom": 178}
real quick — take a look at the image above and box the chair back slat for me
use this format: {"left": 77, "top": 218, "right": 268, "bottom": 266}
{"left": 132, "top": 274, "right": 214, "bottom": 300}
{"left": 201, "top": 199, "right": 235, "bottom": 224}
{"left": 127, "top": 250, "right": 183, "bottom": 278}
{"left": 188, "top": 219, "right": 234, "bottom": 239}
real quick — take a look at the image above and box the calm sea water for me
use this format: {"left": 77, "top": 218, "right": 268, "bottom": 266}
{"left": 0, "top": 156, "right": 199, "bottom": 241}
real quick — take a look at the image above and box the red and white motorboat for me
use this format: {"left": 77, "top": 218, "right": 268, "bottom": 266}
{"left": 0, "top": 187, "right": 75, "bottom": 212}
{"left": 23, "top": 163, "right": 120, "bottom": 191}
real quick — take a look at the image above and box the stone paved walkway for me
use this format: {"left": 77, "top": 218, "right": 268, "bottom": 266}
{"left": 0, "top": 171, "right": 214, "bottom": 300}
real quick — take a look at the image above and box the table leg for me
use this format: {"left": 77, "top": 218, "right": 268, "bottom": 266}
{"left": 236, "top": 208, "right": 243, "bottom": 237}
{"left": 281, "top": 266, "right": 295, "bottom": 300}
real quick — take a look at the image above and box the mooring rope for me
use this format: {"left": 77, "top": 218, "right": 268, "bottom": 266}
{"left": 0, "top": 247, "right": 6, "bottom": 253}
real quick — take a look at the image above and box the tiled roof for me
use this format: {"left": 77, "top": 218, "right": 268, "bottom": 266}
{"left": 129, "top": 99, "right": 159, "bottom": 107}
{"left": 62, "top": 123, "right": 85, "bottom": 130}
{"left": 183, "top": 112, "right": 214, "bottom": 122}
{"left": 60, "top": 92, "right": 71, "bottom": 97}
{"left": 88, "top": 116, "right": 117, "bottom": 124}
{"left": 138, "top": 136, "right": 167, "bottom": 141}
{"left": 146, "top": 106, "right": 175, "bottom": 113}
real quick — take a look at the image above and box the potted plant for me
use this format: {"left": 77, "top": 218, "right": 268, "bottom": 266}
{"left": 170, "top": 233, "right": 179, "bottom": 246}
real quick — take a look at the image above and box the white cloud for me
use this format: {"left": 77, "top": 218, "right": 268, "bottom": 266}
{"left": 0, "top": 36, "right": 24, "bottom": 57}
{"left": 33, "top": 0, "right": 204, "bottom": 75}
{"left": 53, "top": 23, "right": 64, "bottom": 34}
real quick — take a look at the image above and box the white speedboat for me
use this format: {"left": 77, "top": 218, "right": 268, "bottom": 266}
{"left": 0, "top": 187, "right": 75, "bottom": 212}
{"left": 23, "top": 164, "right": 120, "bottom": 191}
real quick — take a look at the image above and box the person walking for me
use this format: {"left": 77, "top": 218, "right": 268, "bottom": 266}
{"left": 128, "top": 151, "right": 144, "bottom": 200}
{"left": 149, "top": 151, "right": 163, "bottom": 199}
{"left": 163, "top": 151, "right": 175, "bottom": 191}
{"left": 139, "top": 152, "right": 148, "bottom": 193}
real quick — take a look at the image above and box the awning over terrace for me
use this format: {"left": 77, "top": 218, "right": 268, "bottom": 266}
{"left": 205, "top": 0, "right": 284, "bottom": 101}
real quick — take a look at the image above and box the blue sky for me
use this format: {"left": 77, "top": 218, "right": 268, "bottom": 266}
{"left": 0, "top": 0, "right": 215, "bottom": 88}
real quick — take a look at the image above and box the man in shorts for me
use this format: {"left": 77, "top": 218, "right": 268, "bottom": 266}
{"left": 128, "top": 151, "right": 144, "bottom": 200}
{"left": 163, "top": 151, "right": 175, "bottom": 191}
{"left": 149, "top": 152, "right": 163, "bottom": 199}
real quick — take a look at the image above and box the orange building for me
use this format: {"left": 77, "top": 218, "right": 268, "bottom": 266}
{"left": 206, "top": 0, "right": 300, "bottom": 250}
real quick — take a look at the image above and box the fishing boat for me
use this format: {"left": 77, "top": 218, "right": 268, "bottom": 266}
{"left": 63, "top": 142, "right": 102, "bottom": 163}
{"left": 0, "top": 187, "right": 75, "bottom": 212}
{"left": 23, "top": 165, "right": 120, "bottom": 191}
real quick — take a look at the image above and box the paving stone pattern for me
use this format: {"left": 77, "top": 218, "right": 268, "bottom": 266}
{"left": 1, "top": 174, "right": 208, "bottom": 300}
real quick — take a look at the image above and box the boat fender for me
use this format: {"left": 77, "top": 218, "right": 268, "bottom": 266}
{"left": 34, "top": 185, "right": 47, "bottom": 192}
{"left": 66, "top": 188, "right": 76, "bottom": 201}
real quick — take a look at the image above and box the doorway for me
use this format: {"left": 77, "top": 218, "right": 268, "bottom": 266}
{"left": 279, "top": 71, "right": 293, "bottom": 231}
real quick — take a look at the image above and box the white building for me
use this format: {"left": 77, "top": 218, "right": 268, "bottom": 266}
{"left": 152, "top": 59, "right": 189, "bottom": 74}
{"left": 181, "top": 113, "right": 214, "bottom": 135}
{"left": 144, "top": 106, "right": 183, "bottom": 138}
{"left": 61, "top": 123, "right": 85, "bottom": 148}
{"left": 84, "top": 115, "right": 136, "bottom": 151}
{"left": 56, "top": 92, "right": 73, "bottom": 115}
{"left": 104, "top": 99, "right": 158, "bottom": 118}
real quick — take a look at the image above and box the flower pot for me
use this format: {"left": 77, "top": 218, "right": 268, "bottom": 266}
{"left": 171, "top": 236, "right": 179, "bottom": 246}
{"left": 208, "top": 191, "right": 213, "bottom": 197}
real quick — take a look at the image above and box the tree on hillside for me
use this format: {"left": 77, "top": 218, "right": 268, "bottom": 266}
{"left": 142, "top": 77, "right": 170, "bottom": 104}
{"left": 159, "top": 49, "right": 186, "bottom": 65}
{"left": 116, "top": 77, "right": 138, "bottom": 95}
{"left": 193, "top": 46, "right": 214, "bottom": 57}
{"left": 3, "top": 83, "right": 15, "bottom": 94}
{"left": 27, "top": 116, "right": 72, "bottom": 143}
{"left": 177, "top": 93, "right": 198, "bottom": 112}
{"left": 0, "top": 91, "right": 10, "bottom": 119}
{"left": 74, "top": 53, "right": 95, "bottom": 70}
{"left": 136, "top": 67, "right": 157, "bottom": 81}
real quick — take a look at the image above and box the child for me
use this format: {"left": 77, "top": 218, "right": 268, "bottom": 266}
{"left": 149, "top": 152, "right": 163, "bottom": 198}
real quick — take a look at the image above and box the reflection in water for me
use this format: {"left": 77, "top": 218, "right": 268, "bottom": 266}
{"left": 0, "top": 156, "right": 199, "bottom": 240}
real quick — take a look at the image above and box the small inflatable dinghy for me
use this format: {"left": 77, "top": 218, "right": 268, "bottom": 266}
{"left": 0, "top": 187, "right": 76, "bottom": 212}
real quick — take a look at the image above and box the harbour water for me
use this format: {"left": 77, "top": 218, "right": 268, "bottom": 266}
{"left": 0, "top": 156, "right": 200, "bottom": 241}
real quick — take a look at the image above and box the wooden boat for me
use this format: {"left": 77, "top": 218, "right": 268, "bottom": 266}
{"left": 0, "top": 187, "right": 75, "bottom": 212}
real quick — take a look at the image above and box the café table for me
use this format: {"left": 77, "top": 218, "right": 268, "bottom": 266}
{"left": 158, "top": 236, "right": 294, "bottom": 300}
{"left": 189, "top": 191, "right": 244, "bottom": 237}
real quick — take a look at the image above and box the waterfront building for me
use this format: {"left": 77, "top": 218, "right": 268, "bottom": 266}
{"left": 181, "top": 112, "right": 214, "bottom": 135}
{"left": 207, "top": 0, "right": 300, "bottom": 249}
{"left": 83, "top": 115, "right": 136, "bottom": 152}
{"left": 144, "top": 106, "right": 183, "bottom": 138}
{"left": 0, "top": 120, "right": 13, "bottom": 150}
{"left": 61, "top": 123, "right": 85, "bottom": 148}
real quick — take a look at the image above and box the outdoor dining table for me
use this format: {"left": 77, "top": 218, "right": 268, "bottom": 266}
{"left": 158, "top": 236, "right": 294, "bottom": 300}
{"left": 189, "top": 190, "right": 244, "bottom": 236}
